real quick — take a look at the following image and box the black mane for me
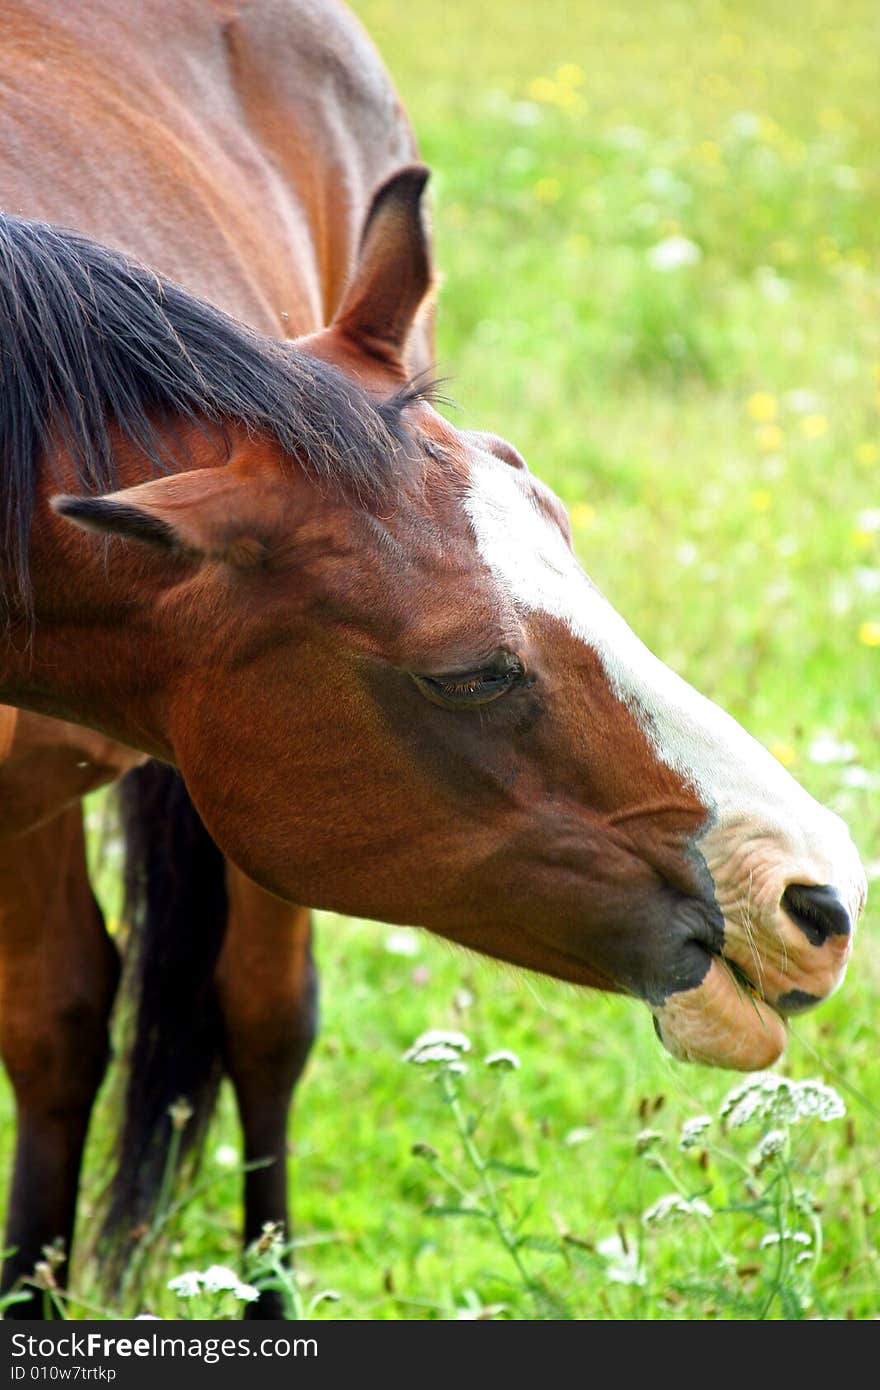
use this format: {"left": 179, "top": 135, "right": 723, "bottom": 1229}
{"left": 0, "top": 211, "right": 414, "bottom": 621}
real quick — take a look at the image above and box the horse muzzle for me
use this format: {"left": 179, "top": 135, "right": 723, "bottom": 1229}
{"left": 650, "top": 877, "right": 862, "bottom": 1070}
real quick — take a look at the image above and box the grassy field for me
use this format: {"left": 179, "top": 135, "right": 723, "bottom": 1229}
{"left": 2, "top": 0, "right": 878, "bottom": 1320}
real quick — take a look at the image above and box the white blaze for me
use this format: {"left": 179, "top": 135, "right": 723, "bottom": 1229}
{"left": 464, "top": 452, "right": 866, "bottom": 923}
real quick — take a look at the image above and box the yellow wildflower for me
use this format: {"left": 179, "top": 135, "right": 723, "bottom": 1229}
{"left": 526, "top": 76, "right": 558, "bottom": 103}
{"left": 533, "top": 177, "right": 561, "bottom": 204}
{"left": 526, "top": 75, "right": 580, "bottom": 111}
{"left": 750, "top": 489, "right": 773, "bottom": 513}
{"left": 857, "top": 621, "right": 880, "bottom": 647}
{"left": 819, "top": 106, "right": 845, "bottom": 131}
{"left": 770, "top": 742, "right": 797, "bottom": 768}
{"left": 756, "top": 424, "right": 784, "bottom": 452}
{"left": 556, "top": 63, "right": 584, "bottom": 88}
{"left": 696, "top": 141, "right": 722, "bottom": 164}
{"left": 570, "top": 503, "right": 596, "bottom": 530}
{"left": 854, "top": 442, "right": 878, "bottom": 466}
{"left": 800, "top": 414, "right": 828, "bottom": 439}
{"left": 747, "top": 392, "right": 778, "bottom": 422}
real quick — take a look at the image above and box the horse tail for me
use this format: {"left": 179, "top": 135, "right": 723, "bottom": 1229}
{"left": 99, "top": 760, "right": 228, "bottom": 1290}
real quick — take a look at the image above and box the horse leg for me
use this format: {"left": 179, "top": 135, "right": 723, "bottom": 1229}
{"left": 0, "top": 806, "right": 119, "bottom": 1315}
{"left": 215, "top": 869, "right": 317, "bottom": 1320}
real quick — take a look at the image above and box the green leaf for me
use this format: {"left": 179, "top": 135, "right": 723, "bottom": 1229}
{"left": 515, "top": 1234, "right": 565, "bottom": 1254}
{"left": 485, "top": 1159, "right": 540, "bottom": 1179}
{"left": 424, "top": 1204, "right": 491, "bottom": 1221}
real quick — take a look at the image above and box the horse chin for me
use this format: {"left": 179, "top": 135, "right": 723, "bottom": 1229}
{"left": 650, "top": 955, "right": 788, "bottom": 1071}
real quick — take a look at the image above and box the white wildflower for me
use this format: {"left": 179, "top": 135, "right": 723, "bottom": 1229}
{"left": 213, "top": 1144, "right": 238, "bottom": 1169}
{"left": 806, "top": 735, "right": 856, "bottom": 765}
{"left": 407, "top": 1043, "right": 464, "bottom": 1065}
{"left": 484, "top": 1049, "right": 521, "bottom": 1070}
{"left": 755, "top": 267, "right": 791, "bottom": 302}
{"left": 750, "top": 1128, "right": 789, "bottom": 1173}
{"left": 564, "top": 1126, "right": 593, "bottom": 1146}
{"left": 597, "top": 1234, "right": 646, "bottom": 1286}
{"left": 832, "top": 165, "right": 860, "bottom": 192}
{"left": 635, "top": 1128, "right": 663, "bottom": 1155}
{"left": 839, "top": 766, "right": 880, "bottom": 790}
{"left": 167, "top": 1097, "right": 194, "bottom": 1131}
{"left": 760, "top": 1229, "right": 811, "bottom": 1249}
{"left": 403, "top": 1029, "right": 471, "bottom": 1064}
{"left": 855, "top": 508, "right": 880, "bottom": 533}
{"left": 853, "top": 567, "right": 880, "bottom": 594}
{"left": 720, "top": 1073, "right": 845, "bottom": 1129}
{"left": 679, "top": 1115, "right": 712, "bottom": 1150}
{"left": 384, "top": 929, "right": 420, "bottom": 957}
{"left": 510, "top": 102, "right": 541, "bottom": 128}
{"left": 784, "top": 388, "right": 820, "bottom": 414}
{"left": 166, "top": 1272, "right": 202, "bottom": 1298}
{"left": 233, "top": 1282, "right": 260, "bottom": 1304}
{"left": 729, "top": 111, "right": 761, "bottom": 139}
{"left": 642, "top": 1193, "right": 713, "bottom": 1226}
{"left": 647, "top": 235, "right": 702, "bottom": 271}
{"left": 201, "top": 1265, "right": 242, "bottom": 1294}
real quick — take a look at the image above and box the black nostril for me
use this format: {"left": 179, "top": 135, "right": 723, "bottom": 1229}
{"left": 781, "top": 883, "right": 852, "bottom": 947}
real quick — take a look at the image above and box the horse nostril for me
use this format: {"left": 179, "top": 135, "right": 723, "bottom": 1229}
{"left": 781, "top": 883, "right": 852, "bottom": 947}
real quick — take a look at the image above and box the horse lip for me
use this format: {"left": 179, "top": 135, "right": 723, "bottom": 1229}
{"left": 718, "top": 953, "right": 773, "bottom": 1009}
{"left": 712, "top": 954, "right": 828, "bottom": 1020}
{"left": 651, "top": 951, "right": 789, "bottom": 1070}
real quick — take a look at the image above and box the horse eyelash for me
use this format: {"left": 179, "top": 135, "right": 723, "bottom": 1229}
{"left": 439, "top": 676, "right": 487, "bottom": 695}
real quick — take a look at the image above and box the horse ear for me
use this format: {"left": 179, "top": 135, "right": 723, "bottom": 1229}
{"left": 334, "top": 164, "right": 433, "bottom": 366}
{"left": 52, "top": 467, "right": 276, "bottom": 568}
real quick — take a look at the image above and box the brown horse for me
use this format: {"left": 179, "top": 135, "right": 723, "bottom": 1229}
{"left": 0, "top": 0, "right": 867, "bottom": 1319}
{"left": 0, "top": 0, "right": 426, "bottom": 1316}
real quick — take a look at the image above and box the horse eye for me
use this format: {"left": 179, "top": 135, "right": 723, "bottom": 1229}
{"left": 412, "top": 659, "right": 524, "bottom": 709}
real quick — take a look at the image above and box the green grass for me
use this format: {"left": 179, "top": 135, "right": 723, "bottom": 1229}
{"left": 2, "top": 0, "right": 878, "bottom": 1320}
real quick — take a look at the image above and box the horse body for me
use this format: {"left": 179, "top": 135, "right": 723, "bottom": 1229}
{"left": 0, "top": 0, "right": 868, "bottom": 1319}
{"left": 0, "top": 0, "right": 420, "bottom": 1314}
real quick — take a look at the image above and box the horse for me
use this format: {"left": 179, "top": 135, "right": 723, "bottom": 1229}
{"left": 0, "top": 0, "right": 867, "bottom": 1322}
{"left": 0, "top": 0, "right": 428, "bottom": 1316}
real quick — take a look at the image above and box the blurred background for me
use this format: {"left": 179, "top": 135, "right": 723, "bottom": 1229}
{"left": 3, "top": 0, "right": 877, "bottom": 1319}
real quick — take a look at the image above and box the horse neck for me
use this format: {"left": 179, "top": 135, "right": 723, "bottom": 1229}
{"left": 0, "top": 1, "right": 415, "bottom": 340}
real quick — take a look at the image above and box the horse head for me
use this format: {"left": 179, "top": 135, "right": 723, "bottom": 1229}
{"left": 55, "top": 168, "right": 866, "bottom": 1071}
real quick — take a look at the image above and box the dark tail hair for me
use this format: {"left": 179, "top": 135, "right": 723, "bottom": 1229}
{"left": 99, "top": 761, "right": 228, "bottom": 1291}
